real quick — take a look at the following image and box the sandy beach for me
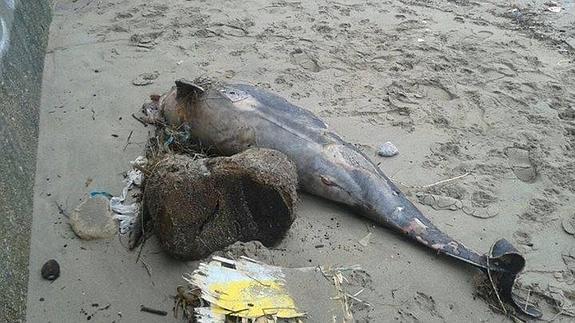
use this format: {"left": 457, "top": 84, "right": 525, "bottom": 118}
{"left": 25, "top": 0, "right": 575, "bottom": 322}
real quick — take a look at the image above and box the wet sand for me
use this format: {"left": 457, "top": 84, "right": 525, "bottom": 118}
{"left": 26, "top": 0, "right": 575, "bottom": 322}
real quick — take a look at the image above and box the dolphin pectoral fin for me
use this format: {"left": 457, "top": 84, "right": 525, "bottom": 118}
{"left": 175, "top": 79, "right": 205, "bottom": 100}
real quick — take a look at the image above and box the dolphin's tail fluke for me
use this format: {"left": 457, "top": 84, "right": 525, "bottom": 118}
{"left": 357, "top": 169, "right": 542, "bottom": 318}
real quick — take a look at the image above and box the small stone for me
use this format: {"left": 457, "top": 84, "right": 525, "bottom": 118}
{"left": 377, "top": 141, "right": 399, "bottom": 157}
{"left": 69, "top": 196, "right": 118, "bottom": 240}
{"left": 41, "top": 259, "right": 60, "bottom": 281}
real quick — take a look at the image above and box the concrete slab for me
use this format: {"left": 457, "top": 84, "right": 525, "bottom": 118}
{"left": 0, "top": 1, "right": 51, "bottom": 322}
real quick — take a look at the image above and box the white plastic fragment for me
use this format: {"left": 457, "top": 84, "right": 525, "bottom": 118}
{"left": 110, "top": 156, "right": 147, "bottom": 233}
{"left": 126, "top": 169, "right": 143, "bottom": 186}
{"left": 377, "top": 141, "right": 399, "bottom": 157}
{"left": 110, "top": 186, "right": 138, "bottom": 234}
{"left": 131, "top": 156, "right": 148, "bottom": 167}
{"left": 194, "top": 307, "right": 226, "bottom": 323}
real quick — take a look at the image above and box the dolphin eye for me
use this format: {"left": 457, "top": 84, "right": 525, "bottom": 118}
{"left": 320, "top": 175, "right": 336, "bottom": 186}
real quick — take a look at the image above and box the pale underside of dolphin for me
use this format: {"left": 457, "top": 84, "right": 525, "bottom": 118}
{"left": 148, "top": 78, "right": 541, "bottom": 318}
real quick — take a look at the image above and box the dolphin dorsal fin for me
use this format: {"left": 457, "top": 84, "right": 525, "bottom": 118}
{"left": 175, "top": 79, "right": 205, "bottom": 100}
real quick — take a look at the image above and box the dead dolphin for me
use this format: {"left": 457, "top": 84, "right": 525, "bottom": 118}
{"left": 150, "top": 78, "right": 541, "bottom": 318}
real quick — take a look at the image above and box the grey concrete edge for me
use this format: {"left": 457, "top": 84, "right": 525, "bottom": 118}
{"left": 0, "top": 0, "right": 52, "bottom": 322}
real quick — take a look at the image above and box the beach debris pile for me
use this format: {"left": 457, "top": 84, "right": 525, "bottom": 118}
{"left": 144, "top": 148, "right": 298, "bottom": 260}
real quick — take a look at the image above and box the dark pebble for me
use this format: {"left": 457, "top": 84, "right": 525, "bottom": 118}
{"left": 41, "top": 259, "right": 60, "bottom": 281}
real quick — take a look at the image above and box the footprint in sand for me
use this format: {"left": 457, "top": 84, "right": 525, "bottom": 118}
{"left": 476, "top": 30, "right": 493, "bottom": 39}
{"left": 562, "top": 213, "right": 575, "bottom": 236}
{"left": 417, "top": 193, "right": 462, "bottom": 211}
{"left": 506, "top": 147, "right": 537, "bottom": 183}
{"left": 513, "top": 230, "right": 534, "bottom": 249}
{"left": 290, "top": 48, "right": 321, "bottom": 72}
{"left": 417, "top": 82, "right": 456, "bottom": 101}
{"left": 414, "top": 292, "right": 444, "bottom": 320}
{"left": 417, "top": 192, "right": 499, "bottom": 219}
{"left": 559, "top": 108, "right": 575, "bottom": 121}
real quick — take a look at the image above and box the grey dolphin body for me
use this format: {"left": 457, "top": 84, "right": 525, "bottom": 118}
{"left": 157, "top": 79, "right": 540, "bottom": 317}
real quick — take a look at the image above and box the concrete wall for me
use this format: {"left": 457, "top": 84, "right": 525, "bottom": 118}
{"left": 0, "top": 0, "right": 51, "bottom": 322}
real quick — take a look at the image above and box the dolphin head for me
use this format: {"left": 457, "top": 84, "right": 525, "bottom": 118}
{"left": 158, "top": 79, "right": 206, "bottom": 127}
